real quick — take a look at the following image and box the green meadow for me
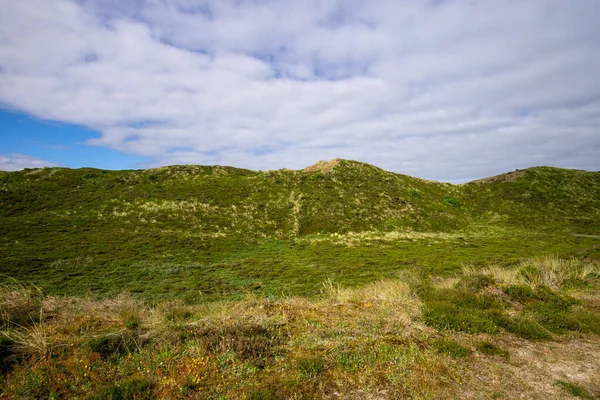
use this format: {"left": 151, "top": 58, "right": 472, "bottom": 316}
{"left": 1, "top": 160, "right": 599, "bottom": 398}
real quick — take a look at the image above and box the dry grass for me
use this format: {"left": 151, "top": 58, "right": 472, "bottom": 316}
{"left": 519, "top": 256, "right": 600, "bottom": 290}
{"left": 1, "top": 311, "right": 52, "bottom": 356}
{"left": 1, "top": 263, "right": 599, "bottom": 399}
{"left": 462, "top": 255, "right": 600, "bottom": 291}
{"left": 459, "top": 335, "right": 600, "bottom": 399}
{"left": 0, "top": 282, "right": 44, "bottom": 328}
{"left": 322, "top": 277, "right": 421, "bottom": 323}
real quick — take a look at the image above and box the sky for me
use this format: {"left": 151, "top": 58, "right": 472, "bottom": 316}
{"left": 0, "top": 0, "right": 599, "bottom": 182}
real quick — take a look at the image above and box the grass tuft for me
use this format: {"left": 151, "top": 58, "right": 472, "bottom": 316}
{"left": 476, "top": 342, "right": 509, "bottom": 358}
{"left": 556, "top": 380, "right": 595, "bottom": 399}
{"left": 518, "top": 256, "right": 600, "bottom": 290}
{"left": 432, "top": 338, "right": 470, "bottom": 358}
{"left": 0, "top": 282, "right": 44, "bottom": 329}
{"left": 296, "top": 356, "right": 327, "bottom": 377}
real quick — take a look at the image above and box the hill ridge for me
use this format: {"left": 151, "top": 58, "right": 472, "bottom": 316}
{"left": 3, "top": 159, "right": 597, "bottom": 185}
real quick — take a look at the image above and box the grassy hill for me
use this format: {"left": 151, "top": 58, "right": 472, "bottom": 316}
{"left": 1, "top": 160, "right": 600, "bottom": 399}
{"left": 1, "top": 159, "right": 599, "bottom": 302}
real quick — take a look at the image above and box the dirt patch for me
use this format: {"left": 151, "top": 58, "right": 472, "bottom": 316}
{"left": 459, "top": 334, "right": 600, "bottom": 399}
{"left": 469, "top": 169, "right": 527, "bottom": 184}
{"left": 303, "top": 159, "right": 342, "bottom": 174}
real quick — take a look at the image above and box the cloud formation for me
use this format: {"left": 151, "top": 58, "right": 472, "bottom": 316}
{"left": 0, "top": 154, "right": 59, "bottom": 171}
{"left": 0, "top": 0, "right": 599, "bottom": 180}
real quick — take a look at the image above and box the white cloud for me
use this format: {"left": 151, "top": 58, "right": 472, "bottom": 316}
{"left": 0, "top": 154, "right": 60, "bottom": 171}
{"left": 0, "top": 0, "right": 599, "bottom": 181}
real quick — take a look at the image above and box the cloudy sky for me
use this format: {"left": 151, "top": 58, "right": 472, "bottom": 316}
{"left": 0, "top": 0, "right": 599, "bottom": 181}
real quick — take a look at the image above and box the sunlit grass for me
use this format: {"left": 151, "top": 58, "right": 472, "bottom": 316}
{"left": 1, "top": 256, "right": 599, "bottom": 398}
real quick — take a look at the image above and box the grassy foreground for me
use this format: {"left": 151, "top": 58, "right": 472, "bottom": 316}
{"left": 2, "top": 256, "right": 600, "bottom": 399}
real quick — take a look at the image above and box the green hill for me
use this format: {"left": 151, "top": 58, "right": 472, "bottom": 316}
{"left": 1, "top": 160, "right": 599, "bottom": 301}
{"left": 2, "top": 160, "right": 600, "bottom": 399}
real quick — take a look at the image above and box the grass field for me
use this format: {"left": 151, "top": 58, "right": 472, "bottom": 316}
{"left": 1, "top": 160, "right": 599, "bottom": 398}
{"left": 1, "top": 256, "right": 599, "bottom": 399}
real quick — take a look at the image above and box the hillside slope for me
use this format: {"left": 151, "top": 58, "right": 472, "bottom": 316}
{"left": 465, "top": 166, "right": 600, "bottom": 233}
{"left": 0, "top": 160, "right": 599, "bottom": 301}
{"left": 1, "top": 160, "right": 598, "bottom": 236}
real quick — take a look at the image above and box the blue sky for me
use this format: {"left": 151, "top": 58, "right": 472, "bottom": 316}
{"left": 1, "top": 0, "right": 599, "bottom": 181}
{"left": 0, "top": 108, "right": 145, "bottom": 169}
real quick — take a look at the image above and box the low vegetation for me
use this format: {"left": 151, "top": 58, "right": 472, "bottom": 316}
{"left": 1, "top": 160, "right": 599, "bottom": 397}
{"left": 1, "top": 256, "right": 599, "bottom": 398}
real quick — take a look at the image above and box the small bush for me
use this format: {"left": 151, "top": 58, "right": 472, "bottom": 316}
{"left": 194, "top": 323, "right": 284, "bottom": 367}
{"left": 162, "top": 307, "right": 194, "bottom": 323}
{"left": 503, "top": 285, "right": 538, "bottom": 302}
{"left": 568, "top": 309, "right": 600, "bottom": 334}
{"left": 432, "top": 338, "right": 470, "bottom": 358}
{"left": 408, "top": 189, "right": 420, "bottom": 199}
{"left": 503, "top": 284, "right": 600, "bottom": 336}
{"left": 0, "top": 335, "right": 16, "bottom": 374}
{"left": 444, "top": 197, "right": 461, "bottom": 209}
{"left": 518, "top": 256, "right": 600, "bottom": 289}
{"left": 122, "top": 313, "right": 141, "bottom": 330}
{"left": 422, "top": 288, "right": 507, "bottom": 334}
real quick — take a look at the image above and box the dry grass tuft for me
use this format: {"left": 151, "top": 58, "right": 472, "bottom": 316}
{"left": 461, "top": 264, "right": 523, "bottom": 286}
{"left": 462, "top": 255, "right": 600, "bottom": 291}
{"left": 1, "top": 310, "right": 52, "bottom": 356}
{"left": 0, "top": 282, "right": 44, "bottom": 328}
{"left": 322, "top": 276, "right": 422, "bottom": 328}
{"left": 519, "top": 255, "right": 600, "bottom": 290}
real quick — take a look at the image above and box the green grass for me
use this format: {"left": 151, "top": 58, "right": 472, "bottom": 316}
{"left": 557, "top": 380, "right": 596, "bottom": 399}
{"left": 422, "top": 270, "right": 600, "bottom": 339}
{"left": 296, "top": 356, "right": 327, "bottom": 377}
{"left": 1, "top": 161, "right": 600, "bottom": 397}
{"left": 476, "top": 342, "right": 509, "bottom": 358}
{"left": 2, "top": 161, "right": 600, "bottom": 302}
{"left": 0, "top": 256, "right": 598, "bottom": 399}
{"left": 432, "top": 338, "right": 470, "bottom": 358}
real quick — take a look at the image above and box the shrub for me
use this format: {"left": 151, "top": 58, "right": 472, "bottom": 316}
{"left": 498, "top": 317, "right": 550, "bottom": 340}
{"left": 518, "top": 256, "right": 600, "bottom": 289}
{"left": 503, "top": 285, "right": 538, "bottom": 302}
{"left": 0, "top": 335, "right": 16, "bottom": 374}
{"left": 444, "top": 197, "right": 461, "bottom": 209}
{"left": 121, "top": 312, "right": 141, "bottom": 330}
{"left": 193, "top": 323, "right": 284, "bottom": 367}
